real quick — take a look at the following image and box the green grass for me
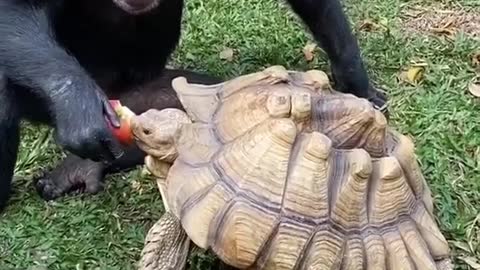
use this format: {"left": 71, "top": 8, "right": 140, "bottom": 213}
{"left": 1, "top": 0, "right": 479, "bottom": 269}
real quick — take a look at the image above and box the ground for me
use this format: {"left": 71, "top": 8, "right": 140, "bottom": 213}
{"left": 0, "top": 0, "right": 479, "bottom": 269}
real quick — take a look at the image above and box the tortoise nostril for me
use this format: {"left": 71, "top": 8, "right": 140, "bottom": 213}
{"left": 143, "top": 128, "right": 151, "bottom": 135}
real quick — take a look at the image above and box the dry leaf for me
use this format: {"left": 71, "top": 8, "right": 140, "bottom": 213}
{"left": 407, "top": 66, "right": 425, "bottom": 82}
{"left": 358, "top": 19, "right": 386, "bottom": 32}
{"left": 399, "top": 65, "right": 426, "bottom": 84}
{"left": 459, "top": 256, "right": 480, "bottom": 270}
{"left": 359, "top": 19, "right": 378, "bottom": 32}
{"left": 219, "top": 47, "right": 234, "bottom": 61}
{"left": 303, "top": 42, "right": 317, "bottom": 62}
{"left": 468, "top": 77, "right": 480, "bottom": 97}
{"left": 130, "top": 179, "right": 143, "bottom": 193}
{"left": 140, "top": 166, "right": 151, "bottom": 177}
{"left": 431, "top": 27, "right": 456, "bottom": 37}
{"left": 451, "top": 241, "right": 471, "bottom": 252}
{"left": 471, "top": 52, "right": 480, "bottom": 67}
{"left": 430, "top": 18, "right": 457, "bottom": 37}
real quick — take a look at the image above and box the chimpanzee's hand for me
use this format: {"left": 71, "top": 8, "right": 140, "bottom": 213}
{"left": 53, "top": 86, "right": 124, "bottom": 163}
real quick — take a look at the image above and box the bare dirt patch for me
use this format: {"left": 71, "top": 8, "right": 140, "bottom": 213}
{"left": 401, "top": 4, "right": 480, "bottom": 39}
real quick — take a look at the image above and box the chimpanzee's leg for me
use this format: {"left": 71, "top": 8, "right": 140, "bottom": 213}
{"left": 35, "top": 69, "right": 222, "bottom": 200}
{"left": 286, "top": 0, "right": 388, "bottom": 112}
{"left": 0, "top": 72, "right": 21, "bottom": 212}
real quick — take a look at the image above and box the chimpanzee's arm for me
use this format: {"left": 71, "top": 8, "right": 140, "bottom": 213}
{"left": 286, "top": 0, "right": 387, "bottom": 111}
{"left": 0, "top": 1, "right": 123, "bottom": 162}
{"left": 0, "top": 2, "right": 99, "bottom": 102}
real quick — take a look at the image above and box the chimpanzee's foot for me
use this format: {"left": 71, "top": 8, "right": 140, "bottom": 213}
{"left": 34, "top": 154, "right": 105, "bottom": 201}
{"left": 330, "top": 65, "right": 389, "bottom": 116}
{"left": 367, "top": 83, "right": 389, "bottom": 115}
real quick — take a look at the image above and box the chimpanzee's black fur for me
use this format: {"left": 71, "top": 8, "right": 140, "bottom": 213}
{"left": 0, "top": 0, "right": 387, "bottom": 212}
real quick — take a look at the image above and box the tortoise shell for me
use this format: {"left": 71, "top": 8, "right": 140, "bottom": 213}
{"left": 132, "top": 66, "right": 451, "bottom": 270}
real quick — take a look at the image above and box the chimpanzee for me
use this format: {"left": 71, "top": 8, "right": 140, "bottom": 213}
{"left": 0, "top": 0, "right": 387, "bottom": 212}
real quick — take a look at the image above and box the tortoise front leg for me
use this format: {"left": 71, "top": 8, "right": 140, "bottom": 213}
{"left": 139, "top": 156, "right": 191, "bottom": 270}
{"left": 139, "top": 211, "right": 191, "bottom": 270}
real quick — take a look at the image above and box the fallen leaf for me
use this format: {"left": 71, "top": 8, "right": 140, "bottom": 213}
{"left": 358, "top": 19, "right": 378, "bottom": 32}
{"left": 407, "top": 66, "right": 425, "bottom": 82}
{"left": 431, "top": 27, "right": 456, "bottom": 37}
{"left": 451, "top": 241, "right": 471, "bottom": 253}
{"left": 219, "top": 47, "right": 234, "bottom": 61}
{"left": 399, "top": 65, "right": 426, "bottom": 85}
{"left": 303, "top": 42, "right": 317, "bottom": 62}
{"left": 431, "top": 17, "right": 456, "bottom": 37}
{"left": 130, "top": 179, "right": 144, "bottom": 194}
{"left": 140, "top": 166, "right": 151, "bottom": 177}
{"left": 459, "top": 256, "right": 480, "bottom": 270}
{"left": 358, "top": 19, "right": 386, "bottom": 32}
{"left": 402, "top": 7, "right": 426, "bottom": 18}
{"left": 441, "top": 18, "right": 454, "bottom": 29}
{"left": 471, "top": 52, "right": 480, "bottom": 67}
{"left": 468, "top": 77, "right": 480, "bottom": 97}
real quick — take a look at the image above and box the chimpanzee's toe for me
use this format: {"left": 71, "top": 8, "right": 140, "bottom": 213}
{"left": 367, "top": 84, "right": 389, "bottom": 117}
{"left": 34, "top": 155, "right": 105, "bottom": 201}
{"left": 35, "top": 177, "right": 64, "bottom": 201}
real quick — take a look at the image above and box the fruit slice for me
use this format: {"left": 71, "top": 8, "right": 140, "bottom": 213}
{"left": 108, "top": 100, "right": 136, "bottom": 145}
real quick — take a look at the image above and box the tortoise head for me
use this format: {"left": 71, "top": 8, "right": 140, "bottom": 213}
{"left": 130, "top": 108, "right": 191, "bottom": 162}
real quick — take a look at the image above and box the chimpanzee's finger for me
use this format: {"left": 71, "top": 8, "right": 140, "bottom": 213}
{"left": 102, "top": 99, "right": 121, "bottom": 128}
{"left": 100, "top": 131, "right": 124, "bottom": 161}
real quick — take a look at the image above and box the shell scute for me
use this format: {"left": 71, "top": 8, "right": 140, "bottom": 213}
{"left": 281, "top": 132, "right": 331, "bottom": 219}
{"left": 291, "top": 90, "right": 312, "bottom": 123}
{"left": 382, "top": 229, "right": 416, "bottom": 270}
{"left": 312, "top": 95, "right": 386, "bottom": 157}
{"left": 341, "top": 237, "right": 366, "bottom": 270}
{"left": 362, "top": 231, "right": 387, "bottom": 269}
{"left": 409, "top": 205, "right": 450, "bottom": 259}
{"left": 301, "top": 227, "right": 346, "bottom": 270}
{"left": 180, "top": 183, "right": 235, "bottom": 249}
{"left": 171, "top": 77, "right": 221, "bottom": 123}
{"left": 213, "top": 118, "right": 297, "bottom": 206}
{"left": 386, "top": 131, "right": 434, "bottom": 214}
{"left": 211, "top": 199, "right": 280, "bottom": 269}
{"left": 214, "top": 88, "right": 273, "bottom": 142}
{"left": 166, "top": 161, "right": 218, "bottom": 218}
{"left": 398, "top": 220, "right": 437, "bottom": 270}
{"left": 265, "top": 86, "right": 292, "bottom": 118}
{"left": 368, "top": 157, "right": 415, "bottom": 225}
{"left": 329, "top": 149, "right": 371, "bottom": 229}
{"left": 220, "top": 65, "right": 290, "bottom": 99}
{"left": 254, "top": 222, "right": 314, "bottom": 270}
{"left": 175, "top": 122, "right": 220, "bottom": 165}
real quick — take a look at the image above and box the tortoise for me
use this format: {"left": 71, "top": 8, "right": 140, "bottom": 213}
{"left": 127, "top": 66, "right": 452, "bottom": 270}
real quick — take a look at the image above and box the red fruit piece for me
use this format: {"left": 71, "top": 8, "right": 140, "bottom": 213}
{"left": 108, "top": 100, "right": 135, "bottom": 145}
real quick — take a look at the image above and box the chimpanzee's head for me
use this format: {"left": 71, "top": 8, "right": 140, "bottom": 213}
{"left": 113, "top": 0, "right": 161, "bottom": 14}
